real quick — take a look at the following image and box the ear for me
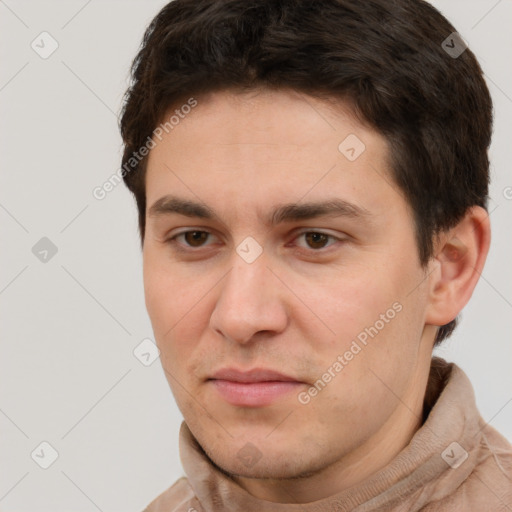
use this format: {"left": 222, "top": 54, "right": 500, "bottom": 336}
{"left": 424, "top": 205, "right": 491, "bottom": 327}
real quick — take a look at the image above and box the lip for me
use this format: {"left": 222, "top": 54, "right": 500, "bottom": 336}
{"left": 209, "top": 367, "right": 300, "bottom": 383}
{"left": 208, "top": 367, "right": 304, "bottom": 407}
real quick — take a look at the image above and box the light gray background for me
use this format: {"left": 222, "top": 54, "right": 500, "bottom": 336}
{"left": 0, "top": 1, "right": 511, "bottom": 511}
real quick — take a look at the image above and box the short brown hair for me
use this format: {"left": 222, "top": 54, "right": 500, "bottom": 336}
{"left": 119, "top": 0, "right": 493, "bottom": 345}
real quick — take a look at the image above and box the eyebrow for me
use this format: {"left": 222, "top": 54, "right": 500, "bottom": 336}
{"left": 147, "top": 194, "right": 372, "bottom": 226}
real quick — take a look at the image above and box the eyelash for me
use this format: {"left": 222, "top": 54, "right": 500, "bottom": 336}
{"left": 166, "top": 229, "right": 343, "bottom": 254}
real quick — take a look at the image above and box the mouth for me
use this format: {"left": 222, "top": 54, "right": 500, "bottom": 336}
{"left": 207, "top": 367, "right": 304, "bottom": 407}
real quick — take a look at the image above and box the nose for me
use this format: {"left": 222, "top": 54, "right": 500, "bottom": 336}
{"left": 209, "top": 254, "right": 289, "bottom": 345}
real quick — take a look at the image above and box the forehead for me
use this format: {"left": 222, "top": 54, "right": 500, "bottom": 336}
{"left": 150, "top": 88, "right": 381, "bottom": 153}
{"left": 144, "top": 88, "right": 405, "bottom": 221}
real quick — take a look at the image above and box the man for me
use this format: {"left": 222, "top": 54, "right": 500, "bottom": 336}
{"left": 119, "top": 0, "right": 512, "bottom": 510}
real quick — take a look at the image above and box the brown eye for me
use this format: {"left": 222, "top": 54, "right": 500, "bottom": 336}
{"left": 167, "top": 230, "right": 214, "bottom": 250}
{"left": 181, "top": 230, "right": 210, "bottom": 247}
{"left": 295, "top": 231, "right": 340, "bottom": 251}
{"left": 304, "top": 232, "right": 330, "bottom": 250}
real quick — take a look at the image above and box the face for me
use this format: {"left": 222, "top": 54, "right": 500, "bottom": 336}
{"left": 143, "top": 88, "right": 434, "bottom": 482}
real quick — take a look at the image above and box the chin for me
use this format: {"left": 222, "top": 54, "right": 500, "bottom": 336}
{"left": 208, "top": 450, "right": 306, "bottom": 480}
{"left": 198, "top": 434, "right": 321, "bottom": 481}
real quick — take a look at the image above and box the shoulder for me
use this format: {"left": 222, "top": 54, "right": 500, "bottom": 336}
{"left": 425, "top": 425, "right": 512, "bottom": 511}
{"left": 470, "top": 425, "right": 512, "bottom": 506}
{"left": 142, "top": 476, "right": 201, "bottom": 512}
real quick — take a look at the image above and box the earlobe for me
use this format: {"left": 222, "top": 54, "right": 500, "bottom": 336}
{"left": 425, "top": 206, "right": 491, "bottom": 328}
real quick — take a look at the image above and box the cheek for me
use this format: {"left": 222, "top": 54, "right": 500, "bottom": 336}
{"left": 143, "top": 252, "right": 195, "bottom": 328}
{"left": 143, "top": 262, "right": 195, "bottom": 359}
{"left": 316, "top": 269, "right": 397, "bottom": 342}
{"left": 144, "top": 270, "right": 175, "bottom": 332}
{"left": 306, "top": 263, "right": 426, "bottom": 399}
{"left": 143, "top": 260, "right": 225, "bottom": 380}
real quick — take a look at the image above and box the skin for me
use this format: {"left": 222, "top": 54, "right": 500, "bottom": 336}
{"left": 142, "top": 88, "right": 490, "bottom": 504}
